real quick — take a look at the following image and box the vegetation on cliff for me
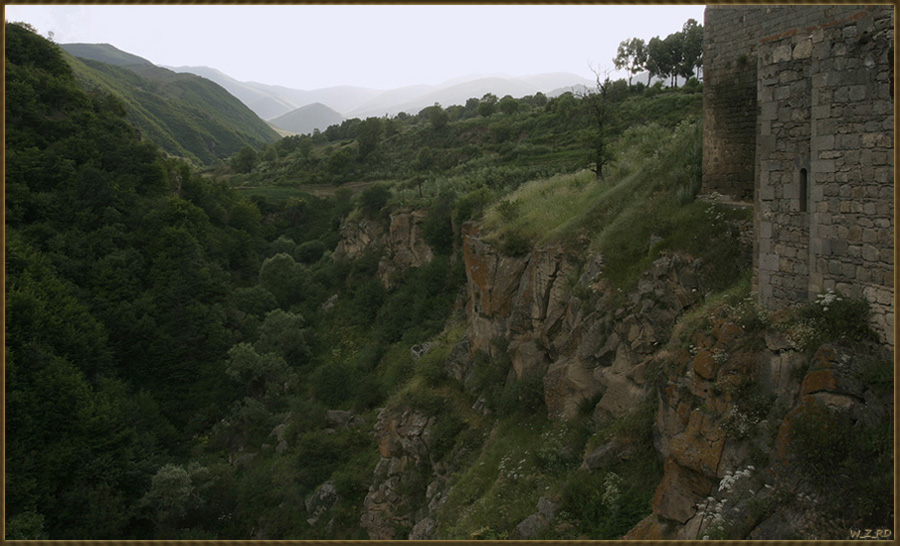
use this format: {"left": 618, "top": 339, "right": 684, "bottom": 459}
{"left": 5, "top": 22, "right": 891, "bottom": 540}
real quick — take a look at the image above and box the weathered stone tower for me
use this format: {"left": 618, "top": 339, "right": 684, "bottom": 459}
{"left": 703, "top": 5, "right": 894, "bottom": 345}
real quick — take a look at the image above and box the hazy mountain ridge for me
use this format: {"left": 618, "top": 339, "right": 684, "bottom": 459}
{"left": 60, "top": 42, "right": 155, "bottom": 67}
{"left": 62, "top": 41, "right": 592, "bottom": 137}
{"left": 268, "top": 102, "right": 346, "bottom": 135}
{"left": 171, "top": 64, "right": 593, "bottom": 133}
{"left": 60, "top": 43, "right": 280, "bottom": 164}
{"left": 347, "top": 75, "right": 590, "bottom": 119}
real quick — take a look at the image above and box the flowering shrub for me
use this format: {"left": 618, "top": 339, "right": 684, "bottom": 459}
{"left": 720, "top": 406, "right": 760, "bottom": 439}
{"left": 791, "top": 290, "right": 877, "bottom": 351}
{"left": 601, "top": 472, "right": 623, "bottom": 513}
{"left": 695, "top": 465, "right": 759, "bottom": 539}
{"left": 725, "top": 295, "right": 770, "bottom": 332}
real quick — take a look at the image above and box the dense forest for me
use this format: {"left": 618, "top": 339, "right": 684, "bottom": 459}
{"left": 5, "top": 21, "right": 891, "bottom": 540}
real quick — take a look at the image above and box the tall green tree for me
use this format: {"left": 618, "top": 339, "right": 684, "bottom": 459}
{"left": 254, "top": 309, "right": 311, "bottom": 366}
{"left": 613, "top": 37, "right": 648, "bottom": 86}
{"left": 478, "top": 93, "right": 498, "bottom": 117}
{"left": 258, "top": 253, "right": 306, "bottom": 309}
{"left": 499, "top": 95, "right": 519, "bottom": 115}
{"left": 356, "top": 116, "right": 383, "bottom": 160}
{"left": 230, "top": 145, "right": 258, "bottom": 173}
{"left": 425, "top": 103, "right": 449, "bottom": 130}
{"left": 647, "top": 35, "right": 678, "bottom": 87}
{"left": 680, "top": 19, "right": 704, "bottom": 80}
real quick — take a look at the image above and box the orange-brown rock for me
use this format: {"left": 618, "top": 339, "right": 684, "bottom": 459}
{"left": 716, "top": 351, "right": 758, "bottom": 392}
{"left": 713, "top": 319, "right": 744, "bottom": 347}
{"left": 651, "top": 457, "right": 713, "bottom": 523}
{"left": 692, "top": 349, "right": 719, "bottom": 380}
{"left": 799, "top": 368, "right": 838, "bottom": 396}
{"left": 669, "top": 409, "right": 726, "bottom": 475}
{"left": 691, "top": 330, "right": 716, "bottom": 351}
{"left": 624, "top": 515, "right": 665, "bottom": 539}
{"left": 810, "top": 344, "right": 839, "bottom": 369}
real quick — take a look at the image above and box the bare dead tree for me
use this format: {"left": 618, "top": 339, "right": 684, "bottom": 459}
{"left": 580, "top": 65, "right": 614, "bottom": 180}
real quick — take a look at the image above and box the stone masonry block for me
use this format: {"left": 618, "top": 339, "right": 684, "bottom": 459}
{"left": 759, "top": 253, "right": 780, "bottom": 272}
{"left": 793, "top": 39, "right": 813, "bottom": 59}
{"left": 773, "top": 44, "right": 793, "bottom": 63}
{"left": 812, "top": 135, "right": 834, "bottom": 150}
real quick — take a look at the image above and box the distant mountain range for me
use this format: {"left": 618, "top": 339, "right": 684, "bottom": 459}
{"left": 61, "top": 40, "right": 593, "bottom": 141}
{"left": 268, "top": 103, "right": 345, "bottom": 136}
{"left": 165, "top": 65, "right": 384, "bottom": 122}
{"left": 168, "top": 66, "right": 593, "bottom": 134}
{"left": 60, "top": 43, "right": 280, "bottom": 164}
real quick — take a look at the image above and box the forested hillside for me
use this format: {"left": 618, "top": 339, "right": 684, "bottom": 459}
{"left": 60, "top": 42, "right": 279, "bottom": 165}
{"left": 5, "top": 21, "right": 891, "bottom": 540}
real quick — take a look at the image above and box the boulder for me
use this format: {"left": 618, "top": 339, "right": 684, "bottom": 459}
{"left": 537, "top": 496, "right": 558, "bottom": 521}
{"left": 515, "top": 513, "right": 549, "bottom": 539}
{"left": 692, "top": 349, "right": 719, "bottom": 380}
{"left": 271, "top": 422, "right": 289, "bottom": 453}
{"left": 410, "top": 342, "right": 433, "bottom": 359}
{"left": 443, "top": 336, "right": 476, "bottom": 388}
{"left": 764, "top": 330, "right": 793, "bottom": 352}
{"left": 624, "top": 515, "right": 665, "bottom": 539}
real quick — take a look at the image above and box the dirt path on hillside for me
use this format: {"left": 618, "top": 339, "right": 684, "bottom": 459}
{"left": 231, "top": 180, "right": 381, "bottom": 197}
{"left": 296, "top": 180, "right": 381, "bottom": 197}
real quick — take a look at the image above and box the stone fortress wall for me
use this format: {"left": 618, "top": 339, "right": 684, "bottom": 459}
{"left": 702, "top": 5, "right": 894, "bottom": 345}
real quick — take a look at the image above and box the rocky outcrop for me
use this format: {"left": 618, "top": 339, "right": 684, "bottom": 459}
{"left": 378, "top": 209, "right": 434, "bottom": 289}
{"left": 459, "top": 222, "right": 704, "bottom": 421}
{"left": 513, "top": 497, "right": 559, "bottom": 539}
{"left": 334, "top": 209, "right": 434, "bottom": 289}
{"left": 360, "top": 407, "right": 453, "bottom": 540}
{"left": 351, "top": 213, "right": 887, "bottom": 539}
{"left": 626, "top": 318, "right": 892, "bottom": 540}
{"left": 324, "top": 409, "right": 364, "bottom": 431}
{"left": 306, "top": 480, "right": 339, "bottom": 526}
{"left": 333, "top": 216, "right": 385, "bottom": 261}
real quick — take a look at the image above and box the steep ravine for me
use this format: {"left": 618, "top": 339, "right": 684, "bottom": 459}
{"left": 340, "top": 210, "right": 891, "bottom": 539}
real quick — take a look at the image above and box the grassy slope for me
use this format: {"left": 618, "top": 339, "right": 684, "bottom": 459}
{"left": 479, "top": 116, "right": 750, "bottom": 290}
{"left": 65, "top": 54, "right": 279, "bottom": 164}
{"left": 60, "top": 42, "right": 155, "bottom": 67}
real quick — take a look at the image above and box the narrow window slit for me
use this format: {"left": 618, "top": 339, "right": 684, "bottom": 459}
{"left": 799, "top": 168, "right": 808, "bottom": 212}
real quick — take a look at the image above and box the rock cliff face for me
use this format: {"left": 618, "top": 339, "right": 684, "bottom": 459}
{"left": 628, "top": 326, "right": 891, "bottom": 539}
{"left": 360, "top": 407, "right": 455, "bottom": 540}
{"left": 460, "top": 222, "right": 704, "bottom": 421}
{"left": 334, "top": 209, "right": 434, "bottom": 289}
{"left": 353, "top": 214, "right": 889, "bottom": 539}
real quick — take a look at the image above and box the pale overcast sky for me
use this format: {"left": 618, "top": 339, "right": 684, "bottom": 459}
{"left": 5, "top": 4, "right": 706, "bottom": 90}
